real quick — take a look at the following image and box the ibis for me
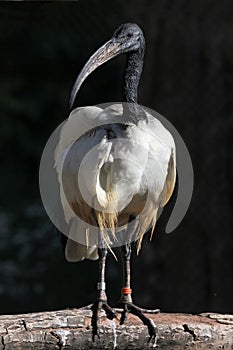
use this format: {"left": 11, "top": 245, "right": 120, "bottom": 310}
{"left": 55, "top": 23, "right": 176, "bottom": 342}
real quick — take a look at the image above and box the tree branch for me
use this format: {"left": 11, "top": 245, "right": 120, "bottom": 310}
{"left": 0, "top": 306, "right": 233, "bottom": 349}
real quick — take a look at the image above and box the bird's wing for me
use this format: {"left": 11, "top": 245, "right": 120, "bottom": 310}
{"left": 126, "top": 113, "right": 176, "bottom": 251}
{"left": 54, "top": 106, "right": 103, "bottom": 222}
{"left": 159, "top": 148, "right": 176, "bottom": 207}
{"left": 55, "top": 106, "right": 110, "bottom": 261}
{"left": 145, "top": 115, "right": 176, "bottom": 207}
{"left": 54, "top": 105, "right": 176, "bottom": 260}
{"left": 55, "top": 106, "right": 137, "bottom": 260}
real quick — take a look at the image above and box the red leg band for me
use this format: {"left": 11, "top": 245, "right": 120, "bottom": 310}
{"left": 121, "top": 287, "right": 132, "bottom": 295}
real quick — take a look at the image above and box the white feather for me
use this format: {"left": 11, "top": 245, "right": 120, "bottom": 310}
{"left": 54, "top": 104, "right": 176, "bottom": 261}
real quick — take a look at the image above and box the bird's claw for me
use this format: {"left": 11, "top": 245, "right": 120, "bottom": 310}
{"left": 118, "top": 301, "right": 157, "bottom": 343}
{"left": 103, "top": 302, "right": 117, "bottom": 320}
{"left": 92, "top": 331, "right": 100, "bottom": 342}
{"left": 120, "top": 304, "right": 129, "bottom": 325}
{"left": 91, "top": 300, "right": 102, "bottom": 342}
{"left": 91, "top": 299, "right": 116, "bottom": 342}
{"left": 148, "top": 329, "right": 156, "bottom": 342}
{"left": 147, "top": 318, "right": 157, "bottom": 343}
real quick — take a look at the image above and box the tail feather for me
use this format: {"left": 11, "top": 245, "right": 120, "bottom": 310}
{"left": 136, "top": 207, "right": 158, "bottom": 254}
{"left": 65, "top": 239, "right": 98, "bottom": 262}
{"left": 96, "top": 190, "right": 118, "bottom": 260}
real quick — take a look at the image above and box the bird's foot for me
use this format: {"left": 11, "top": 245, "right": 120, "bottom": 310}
{"left": 118, "top": 301, "right": 159, "bottom": 342}
{"left": 91, "top": 299, "right": 117, "bottom": 341}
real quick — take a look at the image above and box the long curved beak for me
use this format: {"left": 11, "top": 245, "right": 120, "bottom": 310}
{"left": 69, "top": 39, "right": 122, "bottom": 110}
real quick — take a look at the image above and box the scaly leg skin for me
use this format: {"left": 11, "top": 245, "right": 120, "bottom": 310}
{"left": 91, "top": 299, "right": 116, "bottom": 341}
{"left": 119, "top": 300, "right": 158, "bottom": 342}
{"left": 119, "top": 243, "right": 159, "bottom": 342}
{"left": 91, "top": 248, "right": 116, "bottom": 341}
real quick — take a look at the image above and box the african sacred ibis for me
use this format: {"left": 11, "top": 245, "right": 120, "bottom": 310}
{"left": 55, "top": 23, "right": 176, "bottom": 342}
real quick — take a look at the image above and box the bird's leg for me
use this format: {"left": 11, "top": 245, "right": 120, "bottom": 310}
{"left": 91, "top": 247, "right": 116, "bottom": 341}
{"left": 119, "top": 243, "right": 132, "bottom": 324}
{"left": 119, "top": 243, "right": 159, "bottom": 342}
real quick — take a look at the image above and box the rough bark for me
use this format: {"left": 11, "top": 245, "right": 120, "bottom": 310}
{"left": 0, "top": 306, "right": 233, "bottom": 349}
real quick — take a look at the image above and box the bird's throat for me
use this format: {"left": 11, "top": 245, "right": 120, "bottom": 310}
{"left": 124, "top": 50, "right": 147, "bottom": 122}
{"left": 124, "top": 50, "right": 144, "bottom": 104}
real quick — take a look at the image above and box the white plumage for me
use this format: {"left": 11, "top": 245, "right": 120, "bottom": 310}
{"left": 55, "top": 104, "right": 176, "bottom": 261}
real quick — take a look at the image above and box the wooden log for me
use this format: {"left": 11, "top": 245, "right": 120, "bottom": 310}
{"left": 0, "top": 306, "right": 233, "bottom": 349}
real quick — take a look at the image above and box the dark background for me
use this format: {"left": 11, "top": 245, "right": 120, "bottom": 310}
{"left": 0, "top": 1, "right": 233, "bottom": 315}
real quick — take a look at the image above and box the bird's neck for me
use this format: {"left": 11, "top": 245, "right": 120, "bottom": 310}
{"left": 124, "top": 50, "right": 144, "bottom": 103}
{"left": 124, "top": 48, "right": 147, "bottom": 122}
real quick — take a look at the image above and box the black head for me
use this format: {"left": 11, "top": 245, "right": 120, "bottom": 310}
{"left": 112, "top": 23, "right": 145, "bottom": 54}
{"left": 69, "top": 23, "right": 145, "bottom": 109}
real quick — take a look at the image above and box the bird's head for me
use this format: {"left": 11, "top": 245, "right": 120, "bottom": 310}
{"left": 69, "top": 23, "right": 145, "bottom": 109}
{"left": 112, "top": 23, "right": 144, "bottom": 54}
